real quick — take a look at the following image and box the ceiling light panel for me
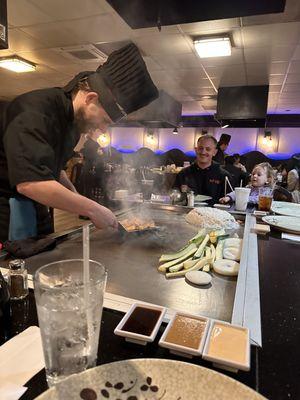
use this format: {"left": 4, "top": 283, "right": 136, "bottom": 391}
{"left": 0, "top": 57, "right": 36, "bottom": 72}
{"left": 194, "top": 37, "right": 231, "bottom": 58}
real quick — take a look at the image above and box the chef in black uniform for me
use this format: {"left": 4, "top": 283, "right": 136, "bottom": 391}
{"left": 0, "top": 43, "right": 158, "bottom": 242}
{"left": 213, "top": 133, "right": 231, "bottom": 166}
{"left": 79, "top": 128, "right": 105, "bottom": 200}
{"left": 175, "top": 135, "right": 231, "bottom": 204}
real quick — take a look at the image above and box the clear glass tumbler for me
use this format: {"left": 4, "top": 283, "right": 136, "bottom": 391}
{"left": 258, "top": 187, "right": 273, "bottom": 211}
{"left": 34, "top": 259, "right": 107, "bottom": 387}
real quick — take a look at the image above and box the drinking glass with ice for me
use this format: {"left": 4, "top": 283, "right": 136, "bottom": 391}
{"left": 34, "top": 259, "right": 107, "bottom": 387}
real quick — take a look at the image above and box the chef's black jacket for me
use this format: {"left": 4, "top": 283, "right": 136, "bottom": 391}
{"left": 0, "top": 88, "right": 80, "bottom": 242}
{"left": 174, "top": 162, "right": 231, "bottom": 203}
{"left": 213, "top": 148, "right": 226, "bottom": 165}
{"left": 78, "top": 138, "right": 104, "bottom": 199}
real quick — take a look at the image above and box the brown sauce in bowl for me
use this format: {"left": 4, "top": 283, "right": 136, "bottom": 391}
{"left": 165, "top": 315, "right": 207, "bottom": 349}
{"left": 121, "top": 306, "right": 162, "bottom": 336}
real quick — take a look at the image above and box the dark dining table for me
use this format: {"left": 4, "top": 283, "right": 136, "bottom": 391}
{"left": 1, "top": 230, "right": 300, "bottom": 400}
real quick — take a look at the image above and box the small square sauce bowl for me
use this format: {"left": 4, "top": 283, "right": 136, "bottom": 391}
{"left": 202, "top": 320, "right": 250, "bottom": 372}
{"left": 159, "top": 312, "right": 210, "bottom": 358}
{"left": 114, "top": 302, "right": 166, "bottom": 345}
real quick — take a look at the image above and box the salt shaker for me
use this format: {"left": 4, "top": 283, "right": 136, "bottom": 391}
{"left": 7, "top": 259, "right": 29, "bottom": 300}
{"left": 187, "top": 191, "right": 195, "bottom": 207}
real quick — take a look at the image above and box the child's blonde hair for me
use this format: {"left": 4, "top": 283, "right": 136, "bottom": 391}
{"left": 252, "top": 162, "right": 275, "bottom": 187}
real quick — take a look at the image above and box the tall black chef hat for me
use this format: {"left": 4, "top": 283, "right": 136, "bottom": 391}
{"left": 218, "top": 133, "right": 231, "bottom": 145}
{"left": 64, "top": 43, "right": 159, "bottom": 122}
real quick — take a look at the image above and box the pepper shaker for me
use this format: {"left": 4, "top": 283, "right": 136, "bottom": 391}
{"left": 7, "top": 259, "right": 29, "bottom": 300}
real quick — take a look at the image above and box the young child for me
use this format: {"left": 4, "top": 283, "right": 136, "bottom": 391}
{"left": 219, "top": 162, "right": 275, "bottom": 204}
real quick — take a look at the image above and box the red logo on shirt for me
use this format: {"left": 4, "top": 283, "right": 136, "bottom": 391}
{"left": 209, "top": 179, "right": 221, "bottom": 184}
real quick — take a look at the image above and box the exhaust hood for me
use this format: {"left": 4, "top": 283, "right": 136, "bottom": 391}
{"left": 117, "top": 90, "right": 182, "bottom": 128}
{"left": 216, "top": 85, "right": 269, "bottom": 127}
{"left": 107, "top": 0, "right": 285, "bottom": 29}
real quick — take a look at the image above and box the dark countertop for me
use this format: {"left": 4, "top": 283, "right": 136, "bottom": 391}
{"left": 257, "top": 233, "right": 300, "bottom": 400}
{"left": 1, "top": 230, "right": 300, "bottom": 400}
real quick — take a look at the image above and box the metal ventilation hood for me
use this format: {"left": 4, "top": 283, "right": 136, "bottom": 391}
{"left": 107, "top": 0, "right": 285, "bottom": 29}
{"left": 117, "top": 90, "right": 182, "bottom": 128}
{"left": 215, "top": 85, "right": 269, "bottom": 128}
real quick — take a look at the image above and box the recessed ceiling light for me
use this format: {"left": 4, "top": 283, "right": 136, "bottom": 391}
{"left": 201, "top": 95, "right": 212, "bottom": 99}
{"left": 0, "top": 56, "right": 36, "bottom": 73}
{"left": 172, "top": 127, "right": 178, "bottom": 135}
{"left": 221, "top": 124, "right": 229, "bottom": 129}
{"left": 194, "top": 37, "right": 231, "bottom": 58}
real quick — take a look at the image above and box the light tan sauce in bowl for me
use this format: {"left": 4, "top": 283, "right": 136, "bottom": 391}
{"left": 165, "top": 315, "right": 207, "bottom": 349}
{"left": 207, "top": 323, "right": 248, "bottom": 365}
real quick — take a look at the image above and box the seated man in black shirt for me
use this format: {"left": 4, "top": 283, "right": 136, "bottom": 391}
{"left": 174, "top": 135, "right": 231, "bottom": 204}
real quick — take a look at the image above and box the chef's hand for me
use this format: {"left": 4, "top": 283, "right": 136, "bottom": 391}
{"left": 90, "top": 204, "right": 118, "bottom": 230}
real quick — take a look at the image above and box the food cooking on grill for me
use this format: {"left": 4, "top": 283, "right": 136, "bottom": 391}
{"left": 119, "top": 217, "right": 156, "bottom": 232}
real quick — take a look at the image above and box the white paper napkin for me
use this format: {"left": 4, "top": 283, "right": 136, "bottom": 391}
{"left": 0, "top": 326, "right": 45, "bottom": 399}
{"left": 0, "top": 383, "right": 27, "bottom": 400}
{"left": 282, "top": 233, "right": 300, "bottom": 242}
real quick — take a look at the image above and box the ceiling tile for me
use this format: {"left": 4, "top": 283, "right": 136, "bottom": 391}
{"left": 285, "top": 74, "right": 300, "bottom": 84}
{"left": 143, "top": 56, "right": 163, "bottom": 72}
{"left": 180, "top": 77, "right": 213, "bottom": 91}
{"left": 244, "top": 46, "right": 295, "bottom": 63}
{"left": 268, "top": 93, "right": 279, "bottom": 101}
{"left": 280, "top": 91, "right": 300, "bottom": 99}
{"left": 131, "top": 25, "right": 180, "bottom": 37}
{"left": 30, "top": 0, "right": 107, "bottom": 20}
{"left": 8, "top": 28, "right": 46, "bottom": 51}
{"left": 283, "top": 83, "right": 300, "bottom": 92}
{"left": 199, "top": 48, "right": 244, "bottom": 66}
{"left": 292, "top": 45, "right": 300, "bottom": 60}
{"left": 8, "top": 0, "right": 54, "bottom": 26}
{"left": 152, "top": 53, "right": 201, "bottom": 70}
{"left": 213, "top": 75, "right": 247, "bottom": 87}
{"left": 0, "top": 49, "right": 14, "bottom": 57}
{"left": 205, "top": 64, "right": 246, "bottom": 80}
{"left": 20, "top": 22, "right": 83, "bottom": 47}
{"left": 177, "top": 95, "right": 196, "bottom": 102}
{"left": 174, "top": 68, "right": 208, "bottom": 82}
{"left": 149, "top": 70, "right": 177, "bottom": 84}
{"left": 180, "top": 18, "right": 240, "bottom": 34}
{"left": 242, "top": 22, "right": 300, "bottom": 48}
{"left": 269, "top": 85, "right": 282, "bottom": 93}
{"left": 134, "top": 34, "right": 192, "bottom": 56}
{"left": 270, "top": 62, "right": 289, "bottom": 74}
{"left": 245, "top": 63, "right": 269, "bottom": 79}
{"left": 247, "top": 75, "right": 270, "bottom": 85}
{"left": 62, "top": 14, "right": 131, "bottom": 44}
{"left": 289, "top": 60, "right": 300, "bottom": 73}
{"left": 271, "top": 46, "right": 297, "bottom": 62}
{"left": 182, "top": 101, "right": 206, "bottom": 114}
{"left": 186, "top": 87, "right": 217, "bottom": 97}
{"left": 270, "top": 75, "right": 285, "bottom": 85}
{"left": 16, "top": 49, "right": 80, "bottom": 68}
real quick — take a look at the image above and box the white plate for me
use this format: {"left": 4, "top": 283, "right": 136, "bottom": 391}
{"left": 36, "top": 358, "right": 266, "bottom": 400}
{"left": 262, "top": 215, "right": 300, "bottom": 234}
{"left": 271, "top": 201, "right": 300, "bottom": 218}
{"left": 194, "top": 195, "right": 212, "bottom": 203}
